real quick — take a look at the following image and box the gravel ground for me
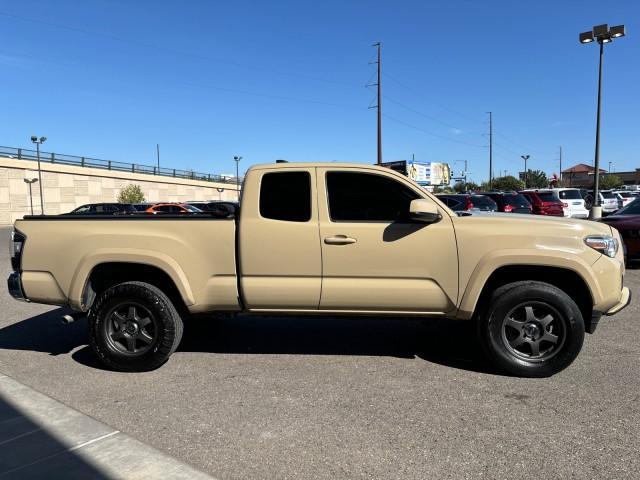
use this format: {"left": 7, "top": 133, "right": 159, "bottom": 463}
{"left": 0, "top": 225, "right": 638, "bottom": 479}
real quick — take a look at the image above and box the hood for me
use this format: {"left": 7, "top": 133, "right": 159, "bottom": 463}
{"left": 453, "top": 211, "right": 612, "bottom": 237}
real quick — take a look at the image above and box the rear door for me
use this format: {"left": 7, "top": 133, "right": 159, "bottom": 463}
{"left": 238, "top": 167, "right": 322, "bottom": 310}
{"left": 317, "top": 168, "right": 458, "bottom": 313}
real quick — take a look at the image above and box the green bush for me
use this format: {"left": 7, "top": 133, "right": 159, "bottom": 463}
{"left": 117, "top": 184, "right": 145, "bottom": 204}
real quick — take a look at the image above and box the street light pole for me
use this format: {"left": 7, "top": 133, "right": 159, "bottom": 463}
{"left": 23, "top": 178, "right": 38, "bottom": 215}
{"left": 233, "top": 156, "right": 242, "bottom": 198}
{"left": 579, "top": 23, "right": 626, "bottom": 219}
{"left": 30, "top": 136, "right": 47, "bottom": 214}
{"left": 521, "top": 155, "right": 530, "bottom": 188}
{"left": 592, "top": 39, "right": 604, "bottom": 216}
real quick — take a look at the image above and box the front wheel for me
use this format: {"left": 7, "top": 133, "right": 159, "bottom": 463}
{"left": 477, "top": 281, "right": 585, "bottom": 377}
{"left": 89, "top": 281, "right": 184, "bottom": 372}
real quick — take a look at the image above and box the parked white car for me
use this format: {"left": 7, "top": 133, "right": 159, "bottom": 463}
{"left": 613, "top": 190, "right": 635, "bottom": 209}
{"left": 586, "top": 190, "right": 619, "bottom": 215}
{"left": 552, "top": 188, "right": 589, "bottom": 218}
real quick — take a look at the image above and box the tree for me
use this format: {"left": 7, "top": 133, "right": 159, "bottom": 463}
{"left": 482, "top": 175, "right": 524, "bottom": 192}
{"left": 117, "top": 184, "right": 145, "bottom": 204}
{"left": 453, "top": 181, "right": 479, "bottom": 193}
{"left": 600, "top": 175, "right": 623, "bottom": 190}
{"left": 525, "top": 169, "right": 548, "bottom": 188}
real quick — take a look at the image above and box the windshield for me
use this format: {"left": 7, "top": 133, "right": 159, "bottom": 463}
{"left": 616, "top": 197, "right": 640, "bottom": 215}
{"left": 184, "top": 205, "right": 203, "bottom": 212}
{"left": 504, "top": 194, "right": 530, "bottom": 207}
{"left": 601, "top": 191, "right": 615, "bottom": 199}
{"left": 618, "top": 192, "right": 634, "bottom": 198}
{"left": 471, "top": 195, "right": 497, "bottom": 210}
{"left": 558, "top": 189, "right": 581, "bottom": 200}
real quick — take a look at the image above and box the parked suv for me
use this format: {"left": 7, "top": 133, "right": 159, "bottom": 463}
{"left": 479, "top": 192, "right": 532, "bottom": 214}
{"left": 519, "top": 190, "right": 564, "bottom": 216}
{"left": 585, "top": 190, "right": 619, "bottom": 216}
{"left": 613, "top": 190, "right": 636, "bottom": 210}
{"left": 68, "top": 203, "right": 136, "bottom": 215}
{"left": 146, "top": 203, "right": 203, "bottom": 214}
{"left": 186, "top": 201, "right": 238, "bottom": 217}
{"left": 552, "top": 188, "right": 589, "bottom": 218}
{"left": 435, "top": 194, "right": 497, "bottom": 212}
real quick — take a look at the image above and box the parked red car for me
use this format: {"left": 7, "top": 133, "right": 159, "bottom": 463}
{"left": 599, "top": 197, "right": 640, "bottom": 262}
{"left": 520, "top": 190, "right": 564, "bottom": 216}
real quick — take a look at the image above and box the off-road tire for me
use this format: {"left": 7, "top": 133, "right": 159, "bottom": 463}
{"left": 89, "top": 281, "right": 184, "bottom": 372}
{"left": 477, "top": 281, "right": 585, "bottom": 377}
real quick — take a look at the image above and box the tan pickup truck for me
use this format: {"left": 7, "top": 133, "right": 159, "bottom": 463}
{"left": 8, "top": 162, "right": 630, "bottom": 376}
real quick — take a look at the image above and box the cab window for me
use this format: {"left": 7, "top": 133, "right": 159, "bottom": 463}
{"left": 260, "top": 171, "right": 311, "bottom": 222}
{"left": 326, "top": 171, "right": 419, "bottom": 222}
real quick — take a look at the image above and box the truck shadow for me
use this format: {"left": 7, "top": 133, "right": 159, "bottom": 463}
{"left": 177, "top": 314, "right": 500, "bottom": 375}
{"left": 0, "top": 309, "right": 499, "bottom": 375}
{"left": 0, "top": 308, "right": 87, "bottom": 356}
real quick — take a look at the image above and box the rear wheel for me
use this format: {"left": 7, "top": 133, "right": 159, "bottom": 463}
{"left": 89, "top": 281, "right": 184, "bottom": 372}
{"left": 477, "top": 281, "right": 585, "bottom": 377}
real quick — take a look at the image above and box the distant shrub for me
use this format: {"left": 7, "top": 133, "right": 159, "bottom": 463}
{"left": 117, "top": 184, "right": 145, "bottom": 204}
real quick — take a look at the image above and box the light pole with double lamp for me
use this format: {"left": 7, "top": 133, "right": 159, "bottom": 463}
{"left": 30, "top": 136, "right": 47, "bottom": 214}
{"left": 579, "top": 24, "right": 626, "bottom": 219}
{"left": 233, "top": 156, "right": 242, "bottom": 200}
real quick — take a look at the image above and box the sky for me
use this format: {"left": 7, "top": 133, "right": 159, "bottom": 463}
{"left": 1, "top": 0, "right": 638, "bottom": 182}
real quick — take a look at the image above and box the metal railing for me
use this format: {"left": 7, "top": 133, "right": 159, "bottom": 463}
{"left": 0, "top": 146, "right": 237, "bottom": 184}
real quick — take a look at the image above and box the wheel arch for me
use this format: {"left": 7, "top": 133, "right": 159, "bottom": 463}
{"left": 460, "top": 264, "right": 595, "bottom": 331}
{"left": 76, "top": 260, "right": 192, "bottom": 313}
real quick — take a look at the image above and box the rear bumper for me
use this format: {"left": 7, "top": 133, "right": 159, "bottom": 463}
{"left": 7, "top": 271, "right": 29, "bottom": 302}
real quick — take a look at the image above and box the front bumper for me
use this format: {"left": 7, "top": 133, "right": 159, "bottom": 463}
{"left": 7, "top": 271, "right": 28, "bottom": 302}
{"left": 605, "top": 286, "right": 631, "bottom": 316}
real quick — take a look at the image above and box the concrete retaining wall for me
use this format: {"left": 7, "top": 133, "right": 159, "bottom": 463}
{"left": 0, "top": 156, "right": 239, "bottom": 224}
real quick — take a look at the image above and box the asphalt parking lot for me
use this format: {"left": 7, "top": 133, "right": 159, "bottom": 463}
{"left": 0, "top": 225, "right": 638, "bottom": 479}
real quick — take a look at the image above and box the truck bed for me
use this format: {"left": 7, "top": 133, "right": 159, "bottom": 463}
{"left": 14, "top": 215, "right": 240, "bottom": 313}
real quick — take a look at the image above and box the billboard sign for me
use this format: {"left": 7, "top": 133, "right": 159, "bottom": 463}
{"left": 406, "top": 160, "right": 451, "bottom": 186}
{"left": 381, "top": 160, "right": 451, "bottom": 186}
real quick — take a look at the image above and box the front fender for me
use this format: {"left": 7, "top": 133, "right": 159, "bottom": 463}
{"left": 456, "top": 249, "right": 601, "bottom": 320}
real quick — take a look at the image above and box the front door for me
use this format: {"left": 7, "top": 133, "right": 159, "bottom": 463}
{"left": 317, "top": 168, "right": 458, "bottom": 313}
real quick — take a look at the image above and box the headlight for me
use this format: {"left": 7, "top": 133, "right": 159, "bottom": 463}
{"left": 584, "top": 235, "right": 618, "bottom": 258}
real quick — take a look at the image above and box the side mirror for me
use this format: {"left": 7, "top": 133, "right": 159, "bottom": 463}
{"left": 409, "top": 199, "right": 442, "bottom": 223}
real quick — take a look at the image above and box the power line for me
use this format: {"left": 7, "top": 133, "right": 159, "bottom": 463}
{"left": 382, "top": 113, "right": 486, "bottom": 149}
{"left": 0, "top": 11, "right": 362, "bottom": 90}
{"left": 382, "top": 71, "right": 485, "bottom": 126}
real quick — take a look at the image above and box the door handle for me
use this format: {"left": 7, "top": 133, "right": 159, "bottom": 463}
{"left": 324, "top": 235, "right": 357, "bottom": 245}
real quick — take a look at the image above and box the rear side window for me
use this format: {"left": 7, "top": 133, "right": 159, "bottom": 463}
{"left": 326, "top": 171, "right": 419, "bottom": 222}
{"left": 260, "top": 171, "right": 311, "bottom": 222}
{"left": 559, "top": 190, "right": 581, "bottom": 200}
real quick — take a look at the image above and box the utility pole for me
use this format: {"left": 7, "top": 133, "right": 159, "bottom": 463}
{"left": 487, "top": 112, "right": 493, "bottom": 189}
{"left": 608, "top": 161, "right": 612, "bottom": 173}
{"left": 559, "top": 146, "right": 563, "bottom": 184}
{"left": 156, "top": 144, "right": 160, "bottom": 172}
{"left": 373, "top": 42, "right": 382, "bottom": 165}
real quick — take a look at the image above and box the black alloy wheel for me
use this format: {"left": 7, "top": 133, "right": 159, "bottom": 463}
{"left": 104, "top": 302, "right": 158, "bottom": 356}
{"left": 477, "top": 281, "right": 585, "bottom": 377}
{"left": 89, "top": 281, "right": 184, "bottom": 372}
{"left": 501, "top": 302, "right": 565, "bottom": 361}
